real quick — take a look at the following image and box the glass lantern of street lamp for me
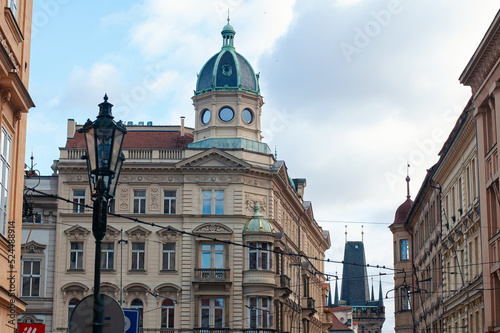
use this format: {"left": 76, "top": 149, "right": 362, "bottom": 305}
{"left": 79, "top": 94, "right": 127, "bottom": 198}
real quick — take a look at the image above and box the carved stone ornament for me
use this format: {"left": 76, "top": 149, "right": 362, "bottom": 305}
{"left": 245, "top": 193, "right": 267, "bottom": 213}
{"left": 22, "top": 241, "right": 46, "bottom": 254}
{"left": 193, "top": 223, "right": 233, "bottom": 234}
{"left": 150, "top": 188, "right": 160, "bottom": 211}
{"left": 119, "top": 188, "right": 130, "bottom": 211}
{"left": 64, "top": 225, "right": 90, "bottom": 241}
{"left": 126, "top": 225, "right": 152, "bottom": 241}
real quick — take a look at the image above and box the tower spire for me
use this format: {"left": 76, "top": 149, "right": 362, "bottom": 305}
{"left": 406, "top": 163, "right": 411, "bottom": 199}
{"left": 345, "top": 225, "right": 347, "bottom": 243}
{"left": 361, "top": 225, "right": 364, "bottom": 242}
{"left": 378, "top": 273, "right": 384, "bottom": 306}
{"left": 221, "top": 14, "right": 235, "bottom": 49}
{"left": 334, "top": 273, "right": 339, "bottom": 306}
{"left": 371, "top": 277, "right": 374, "bottom": 301}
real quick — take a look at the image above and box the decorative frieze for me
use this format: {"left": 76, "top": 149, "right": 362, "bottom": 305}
{"left": 244, "top": 193, "right": 267, "bottom": 213}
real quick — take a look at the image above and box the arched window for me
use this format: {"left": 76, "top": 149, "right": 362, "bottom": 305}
{"left": 131, "top": 299, "right": 144, "bottom": 328}
{"left": 68, "top": 298, "right": 79, "bottom": 323}
{"left": 161, "top": 299, "right": 175, "bottom": 328}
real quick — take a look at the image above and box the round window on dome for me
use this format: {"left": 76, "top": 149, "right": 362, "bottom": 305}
{"left": 201, "top": 109, "right": 211, "bottom": 124}
{"left": 242, "top": 109, "right": 253, "bottom": 124}
{"left": 219, "top": 107, "right": 234, "bottom": 122}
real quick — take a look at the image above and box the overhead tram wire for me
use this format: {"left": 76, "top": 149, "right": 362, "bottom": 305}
{"left": 24, "top": 186, "right": 407, "bottom": 274}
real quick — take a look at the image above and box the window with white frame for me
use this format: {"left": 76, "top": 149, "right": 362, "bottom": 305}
{"left": 248, "top": 242, "right": 272, "bottom": 270}
{"left": 162, "top": 243, "right": 176, "bottom": 271}
{"left": 72, "top": 189, "right": 86, "bottom": 213}
{"left": 69, "top": 242, "right": 84, "bottom": 270}
{"left": 131, "top": 242, "right": 145, "bottom": 270}
{"left": 101, "top": 242, "right": 115, "bottom": 270}
{"left": 21, "top": 260, "right": 41, "bottom": 297}
{"left": 164, "top": 190, "right": 176, "bottom": 214}
{"left": 248, "top": 297, "right": 272, "bottom": 328}
{"left": 201, "top": 244, "right": 224, "bottom": 269}
{"left": 202, "top": 190, "right": 224, "bottom": 214}
{"left": 133, "top": 190, "right": 146, "bottom": 214}
{"left": 200, "top": 298, "right": 224, "bottom": 327}
{"left": 161, "top": 299, "right": 175, "bottom": 328}
{"left": 0, "top": 127, "right": 11, "bottom": 235}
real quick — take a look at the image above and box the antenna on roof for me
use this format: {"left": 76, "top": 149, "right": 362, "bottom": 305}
{"left": 361, "top": 225, "right": 364, "bottom": 242}
{"left": 406, "top": 163, "right": 411, "bottom": 199}
{"left": 345, "top": 225, "right": 347, "bottom": 243}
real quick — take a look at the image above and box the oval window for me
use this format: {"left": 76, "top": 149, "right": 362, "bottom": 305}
{"left": 201, "top": 109, "right": 211, "bottom": 124}
{"left": 219, "top": 107, "right": 234, "bottom": 122}
{"left": 242, "top": 109, "right": 253, "bottom": 124}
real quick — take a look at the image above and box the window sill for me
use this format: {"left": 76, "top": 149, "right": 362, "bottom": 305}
{"left": 160, "top": 269, "right": 177, "bottom": 274}
{"left": 67, "top": 269, "right": 85, "bottom": 273}
{"left": 102, "top": 269, "right": 116, "bottom": 273}
{"left": 129, "top": 269, "right": 147, "bottom": 274}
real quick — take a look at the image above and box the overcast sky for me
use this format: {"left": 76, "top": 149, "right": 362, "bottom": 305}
{"left": 26, "top": 1, "right": 499, "bottom": 331}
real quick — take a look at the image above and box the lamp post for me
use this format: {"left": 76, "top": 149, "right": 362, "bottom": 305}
{"left": 79, "top": 94, "right": 127, "bottom": 333}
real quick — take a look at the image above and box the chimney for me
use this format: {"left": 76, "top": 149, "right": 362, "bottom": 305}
{"left": 67, "top": 119, "right": 76, "bottom": 139}
{"left": 181, "top": 116, "right": 185, "bottom": 137}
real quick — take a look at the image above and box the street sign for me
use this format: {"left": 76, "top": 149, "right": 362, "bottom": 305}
{"left": 123, "top": 308, "right": 140, "bottom": 333}
{"left": 69, "top": 294, "right": 124, "bottom": 333}
{"left": 18, "top": 323, "right": 45, "bottom": 333}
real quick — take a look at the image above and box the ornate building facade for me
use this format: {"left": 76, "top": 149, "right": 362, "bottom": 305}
{"left": 0, "top": 0, "right": 34, "bottom": 331}
{"left": 51, "top": 21, "right": 332, "bottom": 333}
{"left": 19, "top": 174, "right": 58, "bottom": 331}
{"left": 460, "top": 9, "right": 500, "bottom": 333}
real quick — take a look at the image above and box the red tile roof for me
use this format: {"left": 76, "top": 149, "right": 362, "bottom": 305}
{"left": 66, "top": 131, "right": 194, "bottom": 149}
{"left": 330, "top": 314, "right": 352, "bottom": 331}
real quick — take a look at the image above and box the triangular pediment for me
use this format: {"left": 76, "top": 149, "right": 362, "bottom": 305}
{"left": 126, "top": 225, "right": 151, "bottom": 236}
{"left": 177, "top": 148, "right": 251, "bottom": 168}
{"left": 303, "top": 201, "right": 314, "bottom": 221}
{"left": 193, "top": 223, "right": 233, "bottom": 234}
{"left": 21, "top": 240, "right": 46, "bottom": 254}
{"left": 64, "top": 225, "right": 90, "bottom": 235}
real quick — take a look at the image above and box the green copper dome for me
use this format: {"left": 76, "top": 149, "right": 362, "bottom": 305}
{"left": 243, "top": 203, "right": 273, "bottom": 233}
{"left": 195, "top": 19, "right": 260, "bottom": 96}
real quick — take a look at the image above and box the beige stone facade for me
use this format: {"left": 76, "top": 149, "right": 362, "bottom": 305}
{"left": 51, "top": 21, "right": 331, "bottom": 333}
{"left": 0, "top": 0, "right": 34, "bottom": 331}
{"left": 460, "top": 9, "right": 500, "bottom": 333}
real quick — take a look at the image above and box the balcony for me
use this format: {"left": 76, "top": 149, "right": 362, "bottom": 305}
{"left": 275, "top": 274, "right": 292, "bottom": 298}
{"left": 60, "top": 147, "right": 185, "bottom": 163}
{"left": 193, "top": 328, "right": 230, "bottom": 333}
{"left": 302, "top": 297, "right": 316, "bottom": 317}
{"left": 194, "top": 268, "right": 230, "bottom": 282}
{"left": 242, "top": 329, "right": 278, "bottom": 333}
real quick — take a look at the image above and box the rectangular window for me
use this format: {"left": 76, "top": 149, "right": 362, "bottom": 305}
{"left": 401, "top": 287, "right": 410, "bottom": 310}
{"left": 200, "top": 298, "right": 224, "bottom": 328}
{"left": 73, "top": 189, "right": 86, "bottom": 213}
{"left": 458, "top": 178, "right": 463, "bottom": 215}
{"left": 8, "top": 0, "right": 17, "bottom": 18}
{"left": 400, "top": 239, "right": 409, "bottom": 261}
{"left": 164, "top": 190, "right": 177, "bottom": 214}
{"left": 22, "top": 260, "right": 41, "bottom": 297}
{"left": 162, "top": 243, "right": 176, "bottom": 271}
{"left": 248, "top": 242, "right": 271, "bottom": 270}
{"left": 131, "top": 242, "right": 145, "bottom": 270}
{"left": 108, "top": 198, "right": 115, "bottom": 214}
{"left": 202, "top": 190, "right": 224, "bottom": 215}
{"left": 69, "top": 242, "right": 84, "bottom": 270}
{"left": 101, "top": 242, "right": 115, "bottom": 270}
{"left": 0, "top": 128, "right": 11, "bottom": 235}
{"left": 133, "top": 190, "right": 146, "bottom": 214}
{"left": 248, "top": 297, "right": 271, "bottom": 328}
{"left": 201, "top": 244, "right": 224, "bottom": 269}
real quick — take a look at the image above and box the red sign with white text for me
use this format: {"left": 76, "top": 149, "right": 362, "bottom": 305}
{"left": 18, "top": 323, "right": 46, "bottom": 333}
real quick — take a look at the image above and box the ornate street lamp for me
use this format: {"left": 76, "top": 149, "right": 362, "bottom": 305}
{"left": 79, "top": 94, "right": 127, "bottom": 333}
